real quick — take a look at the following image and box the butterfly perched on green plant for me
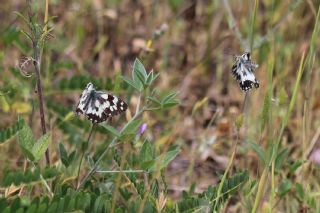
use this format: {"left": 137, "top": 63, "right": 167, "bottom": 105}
{"left": 75, "top": 83, "right": 128, "bottom": 123}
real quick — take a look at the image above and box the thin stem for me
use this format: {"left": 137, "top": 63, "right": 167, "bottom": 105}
{"left": 251, "top": 167, "right": 267, "bottom": 213}
{"left": 253, "top": 52, "right": 305, "bottom": 213}
{"left": 31, "top": 162, "right": 53, "bottom": 197}
{"left": 27, "top": 0, "right": 50, "bottom": 165}
{"left": 44, "top": 0, "right": 49, "bottom": 32}
{"left": 96, "top": 169, "right": 146, "bottom": 173}
{"left": 40, "top": 173, "right": 53, "bottom": 197}
{"left": 213, "top": 132, "right": 240, "bottom": 211}
{"left": 242, "top": 92, "right": 249, "bottom": 113}
{"left": 136, "top": 93, "right": 142, "bottom": 115}
{"left": 249, "top": 0, "right": 259, "bottom": 51}
{"left": 222, "top": 0, "right": 247, "bottom": 49}
{"left": 77, "top": 108, "right": 144, "bottom": 190}
{"left": 111, "top": 143, "right": 129, "bottom": 212}
{"left": 76, "top": 124, "right": 95, "bottom": 188}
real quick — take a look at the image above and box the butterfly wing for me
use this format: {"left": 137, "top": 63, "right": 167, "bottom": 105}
{"left": 96, "top": 92, "right": 128, "bottom": 117}
{"left": 80, "top": 91, "right": 127, "bottom": 123}
{"left": 75, "top": 87, "right": 91, "bottom": 115}
{"left": 232, "top": 59, "right": 259, "bottom": 92}
{"left": 238, "top": 64, "right": 259, "bottom": 91}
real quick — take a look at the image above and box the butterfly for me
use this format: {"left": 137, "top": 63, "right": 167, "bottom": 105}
{"left": 231, "top": 52, "right": 259, "bottom": 92}
{"left": 75, "top": 83, "right": 128, "bottom": 123}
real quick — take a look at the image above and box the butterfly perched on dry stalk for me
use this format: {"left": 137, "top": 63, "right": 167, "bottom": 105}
{"left": 231, "top": 52, "right": 259, "bottom": 92}
{"left": 75, "top": 83, "right": 128, "bottom": 123}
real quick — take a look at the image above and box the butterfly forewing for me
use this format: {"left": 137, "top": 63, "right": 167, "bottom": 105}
{"left": 75, "top": 87, "right": 91, "bottom": 115}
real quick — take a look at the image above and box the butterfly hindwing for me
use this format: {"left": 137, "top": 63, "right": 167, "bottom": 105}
{"left": 97, "top": 92, "right": 128, "bottom": 117}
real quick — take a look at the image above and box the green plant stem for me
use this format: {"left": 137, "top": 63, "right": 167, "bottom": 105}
{"left": 222, "top": 0, "right": 246, "bottom": 49}
{"left": 249, "top": 0, "right": 259, "bottom": 51}
{"left": 31, "top": 162, "right": 53, "bottom": 197}
{"left": 253, "top": 52, "right": 305, "bottom": 212}
{"left": 271, "top": 52, "right": 305, "bottom": 163}
{"left": 76, "top": 124, "right": 95, "bottom": 188}
{"left": 26, "top": 0, "right": 50, "bottom": 165}
{"left": 96, "top": 169, "right": 145, "bottom": 173}
{"left": 270, "top": 161, "right": 275, "bottom": 212}
{"left": 213, "top": 132, "right": 239, "bottom": 211}
{"left": 252, "top": 167, "right": 267, "bottom": 213}
{"left": 40, "top": 173, "right": 53, "bottom": 197}
{"left": 111, "top": 143, "right": 129, "bottom": 212}
{"left": 77, "top": 108, "right": 145, "bottom": 190}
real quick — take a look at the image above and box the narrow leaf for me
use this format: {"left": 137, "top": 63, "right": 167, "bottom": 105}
{"left": 18, "top": 122, "right": 35, "bottom": 160}
{"left": 59, "top": 143, "right": 69, "bottom": 167}
{"left": 32, "top": 133, "right": 51, "bottom": 161}
{"left": 122, "top": 76, "right": 142, "bottom": 92}
{"left": 101, "top": 124, "right": 121, "bottom": 138}
{"left": 0, "top": 118, "right": 24, "bottom": 144}
{"left": 248, "top": 141, "right": 265, "bottom": 164}
{"left": 148, "top": 146, "right": 180, "bottom": 172}
{"left": 120, "top": 119, "right": 142, "bottom": 137}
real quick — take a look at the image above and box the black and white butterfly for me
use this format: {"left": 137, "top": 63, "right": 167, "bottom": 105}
{"left": 231, "top": 52, "right": 259, "bottom": 92}
{"left": 75, "top": 83, "right": 128, "bottom": 123}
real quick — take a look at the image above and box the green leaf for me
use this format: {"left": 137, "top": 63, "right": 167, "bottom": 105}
{"left": 161, "top": 92, "right": 178, "bottom": 104}
{"left": 120, "top": 119, "right": 142, "bottom": 138}
{"left": 0, "top": 118, "right": 25, "bottom": 144}
{"left": 59, "top": 143, "right": 69, "bottom": 167}
{"left": 140, "top": 140, "right": 154, "bottom": 162}
{"left": 162, "top": 100, "right": 180, "bottom": 108}
{"left": 278, "top": 179, "right": 292, "bottom": 197}
{"left": 235, "top": 114, "right": 244, "bottom": 131}
{"left": 20, "top": 146, "right": 36, "bottom": 161}
{"left": 113, "top": 71, "right": 122, "bottom": 95}
{"left": 260, "top": 91, "right": 271, "bottom": 133}
{"left": 275, "top": 148, "right": 289, "bottom": 171}
{"left": 146, "top": 70, "right": 159, "bottom": 86}
{"left": 101, "top": 124, "right": 121, "bottom": 138}
{"left": 133, "top": 58, "right": 147, "bottom": 85}
{"left": 14, "top": 11, "right": 33, "bottom": 29}
{"left": 148, "top": 146, "right": 180, "bottom": 172}
{"left": 2, "top": 171, "right": 14, "bottom": 186}
{"left": 68, "top": 151, "right": 76, "bottom": 165}
{"left": 122, "top": 76, "right": 143, "bottom": 92}
{"left": 295, "top": 183, "right": 304, "bottom": 200}
{"left": 289, "top": 160, "right": 304, "bottom": 173}
{"left": 18, "top": 122, "right": 36, "bottom": 160}
{"left": 248, "top": 141, "right": 265, "bottom": 164}
{"left": 146, "top": 70, "right": 154, "bottom": 85}
{"left": 176, "top": 171, "right": 249, "bottom": 212}
{"left": 93, "top": 196, "right": 103, "bottom": 213}
{"left": 146, "top": 96, "right": 161, "bottom": 106}
{"left": 32, "top": 133, "right": 51, "bottom": 161}
{"left": 161, "top": 92, "right": 180, "bottom": 108}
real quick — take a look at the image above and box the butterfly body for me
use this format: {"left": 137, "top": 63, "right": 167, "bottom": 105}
{"left": 231, "top": 52, "right": 259, "bottom": 92}
{"left": 76, "top": 83, "right": 127, "bottom": 123}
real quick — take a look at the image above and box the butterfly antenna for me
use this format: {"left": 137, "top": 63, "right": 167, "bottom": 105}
{"left": 223, "top": 50, "right": 241, "bottom": 60}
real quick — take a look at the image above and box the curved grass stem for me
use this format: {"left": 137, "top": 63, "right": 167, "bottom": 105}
{"left": 76, "top": 124, "right": 95, "bottom": 189}
{"left": 213, "top": 132, "right": 239, "bottom": 211}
